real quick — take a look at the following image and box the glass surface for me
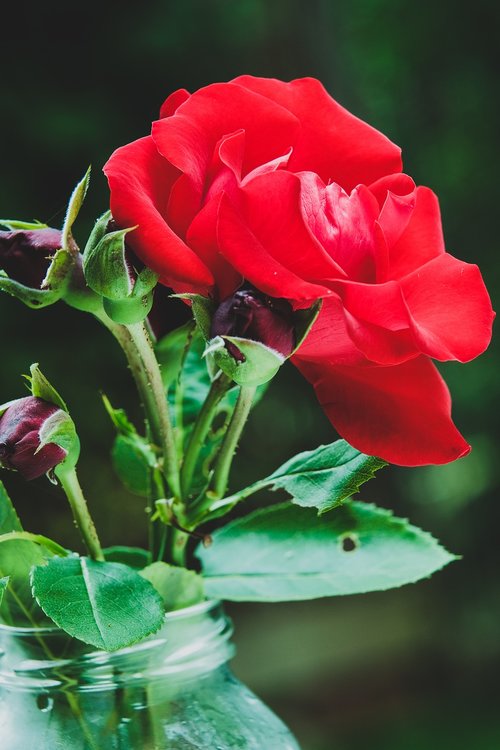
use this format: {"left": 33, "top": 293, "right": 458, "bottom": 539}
{"left": 0, "top": 600, "right": 300, "bottom": 749}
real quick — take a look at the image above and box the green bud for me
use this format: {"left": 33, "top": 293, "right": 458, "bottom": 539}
{"left": 83, "top": 213, "right": 158, "bottom": 324}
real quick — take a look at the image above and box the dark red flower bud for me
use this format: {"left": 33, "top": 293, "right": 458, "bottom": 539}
{"left": 0, "top": 228, "right": 63, "bottom": 289}
{"left": 210, "top": 288, "right": 295, "bottom": 361}
{"left": 0, "top": 397, "right": 67, "bottom": 480}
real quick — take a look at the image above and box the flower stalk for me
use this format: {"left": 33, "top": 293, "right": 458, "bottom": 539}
{"left": 55, "top": 465, "right": 104, "bottom": 562}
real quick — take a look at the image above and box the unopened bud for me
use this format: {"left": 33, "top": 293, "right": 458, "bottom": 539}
{"left": 0, "top": 397, "right": 68, "bottom": 480}
{"left": 0, "top": 228, "right": 62, "bottom": 288}
{"left": 210, "top": 288, "right": 295, "bottom": 361}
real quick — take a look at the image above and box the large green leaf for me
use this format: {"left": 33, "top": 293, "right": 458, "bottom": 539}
{"left": 265, "top": 440, "right": 386, "bottom": 514}
{"left": 31, "top": 556, "right": 165, "bottom": 651}
{"left": 197, "top": 501, "right": 456, "bottom": 601}
{"left": 0, "top": 480, "right": 50, "bottom": 624}
{"left": 140, "top": 562, "right": 204, "bottom": 611}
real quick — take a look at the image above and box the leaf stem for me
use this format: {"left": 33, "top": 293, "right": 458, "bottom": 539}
{"left": 0, "top": 532, "right": 69, "bottom": 558}
{"left": 55, "top": 466, "right": 104, "bottom": 561}
{"left": 209, "top": 385, "right": 256, "bottom": 502}
{"left": 180, "top": 372, "right": 232, "bottom": 499}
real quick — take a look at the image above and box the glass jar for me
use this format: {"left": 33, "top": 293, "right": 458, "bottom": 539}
{"left": 0, "top": 600, "right": 300, "bottom": 749}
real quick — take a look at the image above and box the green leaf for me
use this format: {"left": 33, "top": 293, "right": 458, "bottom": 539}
{"left": 140, "top": 562, "right": 205, "bottom": 611}
{"left": 0, "top": 576, "right": 8, "bottom": 607}
{"left": 0, "top": 479, "right": 22, "bottom": 534}
{"left": 156, "top": 321, "right": 195, "bottom": 389}
{"left": 61, "top": 167, "right": 91, "bottom": 251}
{"left": 28, "top": 363, "right": 68, "bottom": 411}
{"left": 104, "top": 546, "right": 151, "bottom": 569}
{"left": 196, "top": 501, "right": 456, "bottom": 602}
{"left": 205, "top": 335, "right": 285, "bottom": 386}
{"left": 0, "top": 480, "right": 52, "bottom": 625}
{"left": 112, "top": 433, "right": 156, "bottom": 497}
{"left": 31, "top": 556, "right": 165, "bottom": 651}
{"left": 265, "top": 440, "right": 386, "bottom": 514}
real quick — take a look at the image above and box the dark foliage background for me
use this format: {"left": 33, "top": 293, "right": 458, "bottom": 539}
{"left": 1, "top": 2, "right": 499, "bottom": 748}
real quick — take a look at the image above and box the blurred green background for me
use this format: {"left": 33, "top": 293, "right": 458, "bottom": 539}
{"left": 1, "top": 1, "right": 499, "bottom": 748}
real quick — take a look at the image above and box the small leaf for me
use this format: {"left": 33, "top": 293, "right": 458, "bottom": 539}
{"left": 156, "top": 321, "right": 195, "bottom": 389}
{"left": 197, "top": 501, "right": 457, "bottom": 602}
{"left": 38, "top": 409, "right": 79, "bottom": 456}
{"left": 28, "top": 363, "right": 68, "bottom": 411}
{"left": 112, "top": 433, "right": 156, "bottom": 497}
{"left": 104, "top": 546, "right": 151, "bottom": 569}
{"left": 31, "top": 556, "right": 165, "bottom": 651}
{"left": 0, "top": 576, "right": 8, "bottom": 606}
{"left": 140, "top": 562, "right": 205, "bottom": 611}
{"left": 266, "top": 440, "right": 386, "bottom": 513}
{"left": 101, "top": 394, "right": 137, "bottom": 436}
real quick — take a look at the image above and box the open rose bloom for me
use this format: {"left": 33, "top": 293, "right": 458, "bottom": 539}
{"left": 105, "top": 76, "right": 494, "bottom": 466}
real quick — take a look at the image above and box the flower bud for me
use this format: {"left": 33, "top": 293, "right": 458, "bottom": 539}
{"left": 0, "top": 397, "right": 68, "bottom": 480}
{"left": 210, "top": 288, "right": 295, "bottom": 360}
{"left": 0, "top": 228, "right": 63, "bottom": 289}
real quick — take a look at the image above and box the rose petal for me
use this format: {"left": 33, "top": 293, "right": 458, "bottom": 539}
{"left": 104, "top": 135, "right": 214, "bottom": 294}
{"left": 152, "top": 81, "right": 299, "bottom": 198}
{"left": 216, "top": 191, "right": 331, "bottom": 302}
{"left": 401, "top": 253, "right": 495, "bottom": 362}
{"left": 159, "top": 88, "right": 191, "bottom": 118}
{"left": 233, "top": 75, "right": 402, "bottom": 190}
{"left": 293, "top": 355, "right": 471, "bottom": 466}
{"left": 387, "top": 187, "right": 445, "bottom": 280}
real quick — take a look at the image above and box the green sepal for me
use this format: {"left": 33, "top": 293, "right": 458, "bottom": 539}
{"left": 83, "top": 217, "right": 159, "bottom": 323}
{"left": 0, "top": 219, "right": 48, "bottom": 231}
{"left": 140, "top": 562, "right": 205, "bottom": 611}
{"left": 173, "top": 294, "right": 215, "bottom": 340}
{"left": 292, "top": 299, "right": 322, "bottom": 353}
{"left": 205, "top": 335, "right": 285, "bottom": 386}
{"left": 61, "top": 167, "right": 91, "bottom": 252}
{"left": 0, "top": 245, "right": 74, "bottom": 309}
{"left": 38, "top": 410, "right": 80, "bottom": 471}
{"left": 28, "top": 363, "right": 68, "bottom": 411}
{"left": 28, "top": 363, "right": 80, "bottom": 470}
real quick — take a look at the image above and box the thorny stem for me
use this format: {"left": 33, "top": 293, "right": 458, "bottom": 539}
{"left": 180, "top": 371, "right": 232, "bottom": 500}
{"left": 56, "top": 466, "right": 104, "bottom": 562}
{"left": 209, "top": 385, "right": 256, "bottom": 502}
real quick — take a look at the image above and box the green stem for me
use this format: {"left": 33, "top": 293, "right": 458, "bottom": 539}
{"left": 209, "top": 385, "right": 257, "bottom": 502}
{"left": 56, "top": 467, "right": 104, "bottom": 561}
{"left": 180, "top": 372, "right": 232, "bottom": 499}
{"left": 0, "top": 532, "right": 69, "bottom": 558}
{"left": 97, "top": 313, "right": 181, "bottom": 500}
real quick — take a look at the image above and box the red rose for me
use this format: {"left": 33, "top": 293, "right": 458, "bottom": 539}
{"left": 104, "top": 76, "right": 494, "bottom": 466}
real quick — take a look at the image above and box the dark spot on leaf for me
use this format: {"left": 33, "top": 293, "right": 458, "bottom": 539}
{"left": 341, "top": 535, "right": 358, "bottom": 552}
